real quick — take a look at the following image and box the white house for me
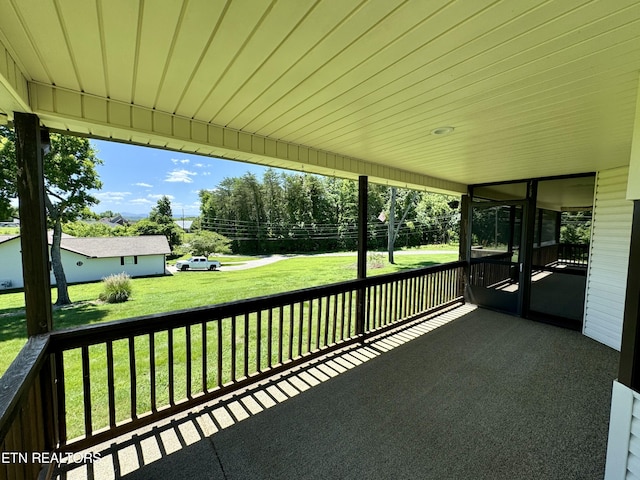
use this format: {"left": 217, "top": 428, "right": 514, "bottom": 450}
{"left": 0, "top": 235, "right": 170, "bottom": 289}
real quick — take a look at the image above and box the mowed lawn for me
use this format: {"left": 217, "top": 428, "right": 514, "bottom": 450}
{"left": 0, "top": 253, "right": 457, "bottom": 373}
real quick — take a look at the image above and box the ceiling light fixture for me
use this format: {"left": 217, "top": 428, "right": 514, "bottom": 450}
{"left": 431, "top": 126, "right": 454, "bottom": 136}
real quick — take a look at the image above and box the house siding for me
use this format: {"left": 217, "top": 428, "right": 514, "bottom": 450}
{"left": 605, "top": 381, "right": 640, "bottom": 480}
{"left": 57, "top": 250, "right": 166, "bottom": 284}
{"left": 583, "top": 167, "right": 633, "bottom": 351}
{"left": 0, "top": 238, "right": 24, "bottom": 289}
{"left": 0, "top": 237, "right": 167, "bottom": 288}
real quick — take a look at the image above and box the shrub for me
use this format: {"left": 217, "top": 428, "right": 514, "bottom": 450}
{"left": 99, "top": 273, "right": 132, "bottom": 303}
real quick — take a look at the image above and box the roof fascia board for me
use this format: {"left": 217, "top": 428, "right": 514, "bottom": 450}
{"left": 29, "top": 82, "right": 467, "bottom": 196}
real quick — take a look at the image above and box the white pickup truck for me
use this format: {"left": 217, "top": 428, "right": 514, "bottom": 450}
{"left": 175, "top": 256, "right": 221, "bottom": 271}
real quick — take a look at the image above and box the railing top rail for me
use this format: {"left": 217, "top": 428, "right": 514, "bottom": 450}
{"left": 49, "top": 260, "right": 464, "bottom": 351}
{"left": 0, "top": 334, "right": 49, "bottom": 441}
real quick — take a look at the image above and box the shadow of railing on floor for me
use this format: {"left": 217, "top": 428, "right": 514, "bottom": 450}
{"left": 54, "top": 304, "right": 476, "bottom": 480}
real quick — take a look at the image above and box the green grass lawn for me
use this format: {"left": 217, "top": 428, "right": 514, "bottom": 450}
{"left": 0, "top": 252, "right": 458, "bottom": 440}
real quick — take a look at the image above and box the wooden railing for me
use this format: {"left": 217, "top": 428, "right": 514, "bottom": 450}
{"left": 0, "top": 261, "right": 465, "bottom": 466}
{"left": 0, "top": 336, "right": 52, "bottom": 480}
{"left": 469, "top": 252, "right": 514, "bottom": 288}
{"left": 558, "top": 243, "right": 589, "bottom": 265}
{"left": 532, "top": 244, "right": 559, "bottom": 267}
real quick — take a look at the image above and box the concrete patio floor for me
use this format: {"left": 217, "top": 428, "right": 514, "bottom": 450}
{"left": 55, "top": 304, "right": 619, "bottom": 480}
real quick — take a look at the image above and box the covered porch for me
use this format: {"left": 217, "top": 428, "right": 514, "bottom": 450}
{"left": 55, "top": 305, "right": 619, "bottom": 480}
{"left": 2, "top": 2, "right": 640, "bottom": 479}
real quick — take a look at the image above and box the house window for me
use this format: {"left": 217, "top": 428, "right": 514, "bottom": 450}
{"left": 120, "top": 256, "right": 138, "bottom": 265}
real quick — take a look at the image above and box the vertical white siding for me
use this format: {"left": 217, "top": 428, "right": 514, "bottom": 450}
{"left": 583, "top": 167, "right": 633, "bottom": 351}
{"left": 605, "top": 381, "right": 640, "bottom": 480}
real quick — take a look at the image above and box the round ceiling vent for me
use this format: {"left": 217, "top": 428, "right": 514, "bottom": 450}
{"left": 430, "top": 126, "right": 455, "bottom": 136}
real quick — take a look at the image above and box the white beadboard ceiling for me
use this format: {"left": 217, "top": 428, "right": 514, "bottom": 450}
{"left": 1, "top": 0, "right": 640, "bottom": 195}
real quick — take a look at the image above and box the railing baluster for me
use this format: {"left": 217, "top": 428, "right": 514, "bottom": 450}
{"left": 442, "top": 269, "right": 448, "bottom": 302}
{"left": 415, "top": 275, "right": 421, "bottom": 312}
{"left": 449, "top": 268, "right": 454, "bottom": 299}
{"left": 231, "top": 315, "right": 237, "bottom": 382}
{"left": 373, "top": 285, "right": 379, "bottom": 329}
{"left": 340, "top": 292, "right": 346, "bottom": 341}
{"left": 278, "top": 305, "right": 284, "bottom": 365}
{"left": 324, "top": 295, "right": 331, "bottom": 346}
{"left": 401, "top": 279, "right": 407, "bottom": 318}
{"left": 347, "top": 290, "right": 353, "bottom": 336}
{"left": 56, "top": 351, "right": 67, "bottom": 445}
{"left": 106, "top": 341, "right": 116, "bottom": 428}
{"left": 217, "top": 320, "right": 223, "bottom": 388}
{"left": 128, "top": 338, "right": 137, "bottom": 421}
{"left": 383, "top": 283, "right": 388, "bottom": 326}
{"left": 168, "top": 328, "right": 175, "bottom": 406}
{"left": 366, "top": 285, "right": 372, "bottom": 332}
{"left": 244, "top": 313, "right": 250, "bottom": 378}
{"left": 186, "top": 324, "right": 192, "bottom": 399}
{"left": 268, "top": 308, "right": 273, "bottom": 368}
{"left": 81, "top": 346, "right": 92, "bottom": 438}
{"left": 150, "top": 333, "right": 157, "bottom": 413}
{"left": 332, "top": 294, "right": 338, "bottom": 344}
{"left": 201, "top": 322, "right": 208, "bottom": 392}
{"left": 297, "top": 302, "right": 303, "bottom": 356}
{"left": 256, "top": 310, "right": 262, "bottom": 372}
{"left": 316, "top": 297, "right": 322, "bottom": 350}
{"left": 307, "top": 299, "right": 313, "bottom": 354}
{"left": 430, "top": 272, "right": 436, "bottom": 309}
{"left": 393, "top": 281, "right": 398, "bottom": 322}
{"left": 289, "top": 304, "right": 295, "bottom": 361}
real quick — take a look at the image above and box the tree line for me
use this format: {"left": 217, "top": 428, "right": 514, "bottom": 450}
{"left": 0, "top": 124, "right": 460, "bottom": 305}
{"left": 197, "top": 170, "right": 461, "bottom": 254}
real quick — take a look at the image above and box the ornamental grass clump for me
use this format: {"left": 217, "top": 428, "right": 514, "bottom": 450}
{"left": 99, "top": 273, "right": 132, "bottom": 303}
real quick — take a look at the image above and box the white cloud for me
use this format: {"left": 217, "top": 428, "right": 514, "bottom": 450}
{"left": 193, "top": 163, "right": 205, "bottom": 168}
{"left": 134, "top": 182, "right": 153, "bottom": 188}
{"left": 130, "top": 198, "right": 153, "bottom": 205}
{"left": 171, "top": 158, "right": 190, "bottom": 165}
{"left": 172, "top": 201, "right": 201, "bottom": 214}
{"left": 202, "top": 171, "right": 212, "bottom": 176}
{"left": 95, "top": 191, "right": 131, "bottom": 202}
{"left": 147, "top": 194, "right": 175, "bottom": 200}
{"left": 165, "top": 169, "right": 196, "bottom": 183}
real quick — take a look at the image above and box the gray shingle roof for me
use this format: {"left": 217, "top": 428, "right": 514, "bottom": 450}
{"left": 60, "top": 236, "right": 171, "bottom": 258}
{"left": 0, "top": 234, "right": 170, "bottom": 257}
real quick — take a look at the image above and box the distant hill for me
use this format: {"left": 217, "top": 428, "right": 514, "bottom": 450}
{"left": 119, "top": 212, "right": 148, "bottom": 221}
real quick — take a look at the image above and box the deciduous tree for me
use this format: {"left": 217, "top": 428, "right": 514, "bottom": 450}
{"left": 189, "top": 230, "right": 231, "bottom": 257}
{"left": 0, "top": 126, "right": 102, "bottom": 305}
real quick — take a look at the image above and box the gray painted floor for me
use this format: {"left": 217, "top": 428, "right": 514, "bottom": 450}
{"left": 58, "top": 305, "right": 619, "bottom": 480}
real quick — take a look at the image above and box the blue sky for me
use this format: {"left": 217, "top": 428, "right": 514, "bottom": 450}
{"left": 91, "top": 140, "right": 271, "bottom": 217}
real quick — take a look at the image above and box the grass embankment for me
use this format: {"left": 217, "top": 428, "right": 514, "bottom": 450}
{"left": 0, "top": 252, "right": 458, "bottom": 440}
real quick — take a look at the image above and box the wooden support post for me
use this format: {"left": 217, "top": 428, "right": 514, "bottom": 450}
{"left": 14, "top": 112, "right": 52, "bottom": 335}
{"left": 519, "top": 180, "right": 538, "bottom": 317}
{"left": 459, "top": 195, "right": 470, "bottom": 262}
{"left": 619, "top": 201, "right": 640, "bottom": 390}
{"left": 356, "top": 176, "right": 367, "bottom": 336}
{"left": 458, "top": 195, "right": 470, "bottom": 302}
{"left": 14, "top": 113, "right": 58, "bottom": 452}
